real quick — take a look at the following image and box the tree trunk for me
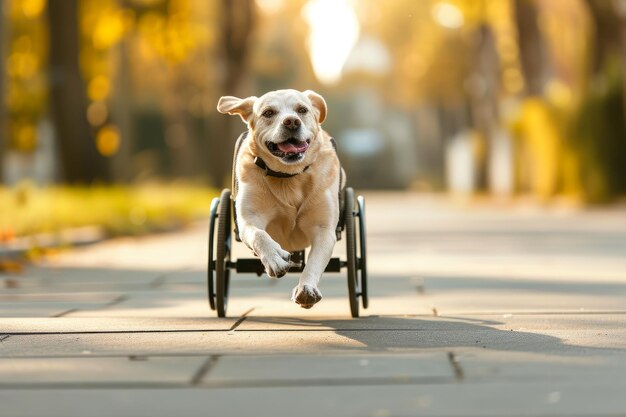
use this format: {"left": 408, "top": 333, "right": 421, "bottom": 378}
{"left": 618, "top": 0, "right": 626, "bottom": 127}
{"left": 585, "top": 0, "right": 623, "bottom": 76}
{"left": 164, "top": 66, "right": 198, "bottom": 178}
{"left": 111, "top": 37, "right": 134, "bottom": 182}
{"left": 47, "top": 0, "right": 110, "bottom": 183}
{"left": 514, "top": 0, "right": 548, "bottom": 96}
{"left": 580, "top": 0, "right": 626, "bottom": 197}
{"left": 468, "top": 24, "right": 500, "bottom": 191}
{"left": 0, "top": 0, "right": 6, "bottom": 182}
{"left": 585, "top": 0, "right": 626, "bottom": 125}
{"left": 209, "top": 0, "right": 255, "bottom": 187}
{"left": 584, "top": 0, "right": 626, "bottom": 130}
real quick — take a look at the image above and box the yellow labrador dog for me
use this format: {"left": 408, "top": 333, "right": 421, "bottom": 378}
{"left": 217, "top": 89, "right": 343, "bottom": 309}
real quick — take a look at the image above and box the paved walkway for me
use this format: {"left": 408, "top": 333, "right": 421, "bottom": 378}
{"left": 1, "top": 193, "right": 626, "bottom": 416}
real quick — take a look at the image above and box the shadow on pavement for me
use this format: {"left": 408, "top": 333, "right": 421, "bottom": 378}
{"left": 245, "top": 315, "right": 626, "bottom": 356}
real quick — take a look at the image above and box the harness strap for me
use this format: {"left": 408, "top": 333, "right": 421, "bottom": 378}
{"left": 330, "top": 137, "right": 345, "bottom": 239}
{"left": 330, "top": 137, "right": 342, "bottom": 198}
{"left": 254, "top": 157, "right": 310, "bottom": 178}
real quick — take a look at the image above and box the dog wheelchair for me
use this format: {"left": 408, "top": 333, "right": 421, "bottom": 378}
{"left": 207, "top": 134, "right": 368, "bottom": 318}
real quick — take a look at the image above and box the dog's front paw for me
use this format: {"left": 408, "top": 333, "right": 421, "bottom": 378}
{"left": 291, "top": 284, "right": 323, "bottom": 309}
{"left": 259, "top": 245, "right": 291, "bottom": 278}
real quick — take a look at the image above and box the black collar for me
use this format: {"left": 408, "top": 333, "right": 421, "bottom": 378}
{"left": 254, "top": 156, "right": 310, "bottom": 178}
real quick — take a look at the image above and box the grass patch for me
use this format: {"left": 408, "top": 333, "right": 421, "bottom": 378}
{"left": 0, "top": 182, "right": 218, "bottom": 239}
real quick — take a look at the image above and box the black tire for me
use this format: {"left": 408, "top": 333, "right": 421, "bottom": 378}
{"left": 216, "top": 189, "right": 232, "bottom": 317}
{"left": 345, "top": 187, "right": 359, "bottom": 318}
{"left": 207, "top": 197, "right": 220, "bottom": 310}
{"left": 357, "top": 195, "right": 368, "bottom": 309}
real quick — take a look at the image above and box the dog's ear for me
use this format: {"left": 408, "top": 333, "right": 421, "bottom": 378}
{"left": 304, "top": 90, "right": 327, "bottom": 124}
{"left": 217, "top": 96, "right": 258, "bottom": 122}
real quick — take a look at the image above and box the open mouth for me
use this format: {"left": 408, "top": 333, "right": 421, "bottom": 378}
{"left": 266, "top": 138, "right": 310, "bottom": 162}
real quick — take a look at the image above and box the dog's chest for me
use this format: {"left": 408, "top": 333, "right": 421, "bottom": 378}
{"left": 264, "top": 177, "right": 315, "bottom": 250}
{"left": 266, "top": 211, "right": 309, "bottom": 251}
{"left": 266, "top": 175, "right": 312, "bottom": 211}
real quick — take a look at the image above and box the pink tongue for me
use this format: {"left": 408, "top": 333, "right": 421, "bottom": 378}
{"left": 277, "top": 140, "right": 308, "bottom": 153}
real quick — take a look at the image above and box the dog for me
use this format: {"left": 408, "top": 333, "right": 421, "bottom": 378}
{"left": 217, "top": 89, "right": 344, "bottom": 309}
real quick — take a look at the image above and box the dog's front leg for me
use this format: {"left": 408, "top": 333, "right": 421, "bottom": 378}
{"left": 237, "top": 199, "right": 291, "bottom": 278}
{"left": 292, "top": 226, "right": 335, "bottom": 308}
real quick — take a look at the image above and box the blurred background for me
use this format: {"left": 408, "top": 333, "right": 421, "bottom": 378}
{"left": 1, "top": 0, "right": 626, "bottom": 241}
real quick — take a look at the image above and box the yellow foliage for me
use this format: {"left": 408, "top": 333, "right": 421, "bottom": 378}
{"left": 511, "top": 99, "right": 562, "bottom": 199}
{"left": 0, "top": 183, "right": 218, "bottom": 238}
{"left": 92, "top": 11, "right": 126, "bottom": 49}
{"left": 16, "top": 0, "right": 46, "bottom": 19}
{"left": 87, "top": 75, "right": 111, "bottom": 101}
{"left": 560, "top": 147, "right": 583, "bottom": 199}
{"left": 96, "top": 124, "right": 121, "bottom": 157}
{"left": 16, "top": 123, "right": 37, "bottom": 151}
{"left": 86, "top": 101, "right": 109, "bottom": 126}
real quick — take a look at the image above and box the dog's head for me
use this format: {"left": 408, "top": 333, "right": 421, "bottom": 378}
{"left": 217, "top": 89, "right": 327, "bottom": 167}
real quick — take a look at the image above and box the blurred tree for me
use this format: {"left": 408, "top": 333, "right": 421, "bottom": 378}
{"left": 251, "top": 0, "right": 316, "bottom": 92}
{"left": 570, "top": 0, "right": 626, "bottom": 200}
{"left": 512, "top": 0, "right": 561, "bottom": 198}
{"left": 0, "top": 0, "right": 6, "bottom": 180}
{"left": 110, "top": 32, "right": 134, "bottom": 182}
{"left": 209, "top": 0, "right": 255, "bottom": 187}
{"left": 467, "top": 23, "right": 500, "bottom": 190}
{"left": 585, "top": 0, "right": 625, "bottom": 77}
{"left": 514, "top": 0, "right": 548, "bottom": 96}
{"left": 584, "top": 0, "right": 626, "bottom": 126}
{"left": 47, "top": 0, "right": 110, "bottom": 183}
{"left": 79, "top": 0, "right": 136, "bottom": 182}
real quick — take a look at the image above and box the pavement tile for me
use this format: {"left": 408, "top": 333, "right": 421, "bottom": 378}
{"left": 1, "top": 382, "right": 626, "bottom": 417}
{"left": 1, "top": 266, "right": 164, "bottom": 295}
{"left": 65, "top": 293, "right": 253, "bottom": 318}
{"left": 220, "top": 274, "right": 434, "bottom": 316}
{"left": 1, "top": 280, "right": 149, "bottom": 293}
{"left": 240, "top": 315, "right": 474, "bottom": 331}
{"left": 423, "top": 289, "right": 626, "bottom": 314}
{"left": 221, "top": 295, "right": 432, "bottom": 317}
{"left": 14, "top": 266, "right": 161, "bottom": 285}
{"left": 0, "top": 292, "right": 124, "bottom": 302}
{"left": 438, "top": 313, "right": 626, "bottom": 331}
{"left": 0, "top": 331, "right": 366, "bottom": 357}
{"left": 204, "top": 353, "right": 453, "bottom": 386}
{"left": 0, "top": 356, "right": 206, "bottom": 386}
{"left": 0, "top": 297, "right": 124, "bottom": 318}
{"left": 0, "top": 317, "right": 237, "bottom": 333}
{"left": 455, "top": 350, "right": 626, "bottom": 381}
{"left": 43, "top": 229, "right": 207, "bottom": 270}
{"left": 3, "top": 326, "right": 624, "bottom": 357}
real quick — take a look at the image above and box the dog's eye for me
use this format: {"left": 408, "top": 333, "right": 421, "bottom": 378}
{"left": 297, "top": 107, "right": 308, "bottom": 114}
{"left": 262, "top": 109, "right": 275, "bottom": 118}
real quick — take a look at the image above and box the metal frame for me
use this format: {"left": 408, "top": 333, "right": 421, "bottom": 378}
{"left": 208, "top": 187, "right": 368, "bottom": 318}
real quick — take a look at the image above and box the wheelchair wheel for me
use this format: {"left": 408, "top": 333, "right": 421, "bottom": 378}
{"left": 344, "top": 187, "right": 359, "bottom": 318}
{"left": 207, "top": 197, "right": 220, "bottom": 310}
{"left": 216, "top": 189, "right": 232, "bottom": 317}
{"left": 357, "top": 195, "right": 368, "bottom": 309}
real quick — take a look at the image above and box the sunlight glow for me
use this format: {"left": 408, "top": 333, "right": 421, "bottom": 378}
{"left": 256, "top": 0, "right": 284, "bottom": 14}
{"left": 432, "top": 2, "right": 464, "bottom": 29}
{"left": 303, "top": 0, "right": 360, "bottom": 85}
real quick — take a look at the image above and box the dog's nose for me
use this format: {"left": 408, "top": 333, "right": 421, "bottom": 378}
{"left": 282, "top": 116, "right": 301, "bottom": 131}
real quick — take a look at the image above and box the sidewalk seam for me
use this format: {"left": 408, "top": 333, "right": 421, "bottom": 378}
{"left": 228, "top": 307, "right": 256, "bottom": 333}
{"left": 51, "top": 295, "right": 129, "bottom": 318}
{"left": 447, "top": 351, "right": 464, "bottom": 381}
{"left": 51, "top": 309, "right": 78, "bottom": 318}
{"left": 190, "top": 355, "right": 221, "bottom": 385}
